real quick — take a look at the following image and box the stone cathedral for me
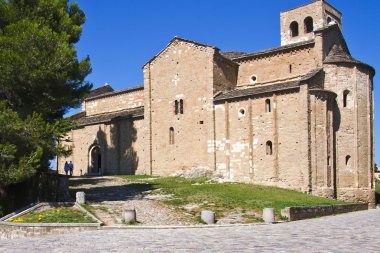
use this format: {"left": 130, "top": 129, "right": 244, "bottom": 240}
{"left": 59, "top": 0, "right": 375, "bottom": 204}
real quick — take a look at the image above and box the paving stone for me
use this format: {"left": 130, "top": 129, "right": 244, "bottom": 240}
{"left": 0, "top": 209, "right": 379, "bottom": 252}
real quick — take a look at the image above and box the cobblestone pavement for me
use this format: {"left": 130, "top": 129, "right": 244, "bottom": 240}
{"left": 1, "top": 209, "right": 379, "bottom": 252}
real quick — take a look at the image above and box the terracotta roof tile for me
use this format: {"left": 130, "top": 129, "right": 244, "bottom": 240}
{"left": 75, "top": 107, "right": 144, "bottom": 127}
{"left": 214, "top": 81, "right": 300, "bottom": 102}
{"left": 85, "top": 85, "right": 144, "bottom": 101}
{"left": 220, "top": 51, "right": 247, "bottom": 59}
{"left": 87, "top": 85, "right": 114, "bottom": 99}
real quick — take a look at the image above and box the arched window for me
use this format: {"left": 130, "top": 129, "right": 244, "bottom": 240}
{"left": 265, "top": 99, "right": 271, "bottom": 113}
{"left": 179, "top": 99, "right": 184, "bottom": 114}
{"left": 345, "top": 155, "right": 351, "bottom": 166}
{"left": 304, "top": 17, "right": 313, "bottom": 33}
{"left": 174, "top": 100, "right": 179, "bottom": 115}
{"left": 266, "top": 141, "right": 273, "bottom": 155}
{"left": 169, "top": 127, "right": 175, "bottom": 145}
{"left": 343, "top": 90, "right": 350, "bottom": 108}
{"left": 290, "top": 21, "right": 299, "bottom": 37}
{"left": 327, "top": 17, "right": 332, "bottom": 24}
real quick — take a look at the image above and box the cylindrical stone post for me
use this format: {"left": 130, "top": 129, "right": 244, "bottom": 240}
{"left": 201, "top": 210, "right": 215, "bottom": 224}
{"left": 76, "top": 191, "right": 86, "bottom": 204}
{"left": 123, "top": 208, "right": 136, "bottom": 223}
{"left": 263, "top": 208, "right": 275, "bottom": 223}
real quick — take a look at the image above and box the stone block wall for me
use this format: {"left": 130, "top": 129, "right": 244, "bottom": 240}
{"left": 144, "top": 39, "right": 216, "bottom": 175}
{"left": 323, "top": 63, "right": 374, "bottom": 203}
{"left": 213, "top": 53, "right": 238, "bottom": 93}
{"left": 0, "top": 222, "right": 100, "bottom": 240}
{"left": 214, "top": 88, "right": 309, "bottom": 191}
{"left": 58, "top": 117, "right": 147, "bottom": 176}
{"left": 85, "top": 87, "right": 144, "bottom": 116}
{"left": 235, "top": 44, "right": 319, "bottom": 87}
{"left": 280, "top": 0, "right": 341, "bottom": 46}
{"left": 281, "top": 203, "right": 368, "bottom": 221}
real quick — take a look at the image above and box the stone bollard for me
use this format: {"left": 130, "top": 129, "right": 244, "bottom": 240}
{"left": 76, "top": 191, "right": 86, "bottom": 204}
{"left": 263, "top": 208, "right": 275, "bottom": 223}
{"left": 123, "top": 208, "right": 136, "bottom": 223}
{"left": 201, "top": 210, "right": 216, "bottom": 224}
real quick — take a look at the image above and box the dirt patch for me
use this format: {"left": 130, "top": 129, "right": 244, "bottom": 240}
{"left": 69, "top": 176, "right": 194, "bottom": 226}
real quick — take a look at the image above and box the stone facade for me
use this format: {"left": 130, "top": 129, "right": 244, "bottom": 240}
{"left": 58, "top": 0, "right": 375, "bottom": 204}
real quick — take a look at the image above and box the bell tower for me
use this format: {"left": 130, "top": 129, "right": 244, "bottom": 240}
{"left": 280, "top": 0, "right": 342, "bottom": 46}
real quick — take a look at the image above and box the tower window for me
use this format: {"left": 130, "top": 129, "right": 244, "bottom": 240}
{"left": 343, "top": 90, "right": 350, "bottom": 108}
{"left": 289, "top": 64, "right": 292, "bottom": 73}
{"left": 265, "top": 99, "right": 271, "bottom": 113}
{"left": 266, "top": 141, "right": 273, "bottom": 155}
{"left": 179, "top": 99, "right": 184, "bottom": 114}
{"left": 174, "top": 100, "right": 179, "bottom": 115}
{"left": 169, "top": 127, "right": 175, "bottom": 145}
{"left": 345, "top": 155, "right": 351, "bottom": 166}
{"left": 304, "top": 17, "right": 314, "bottom": 33}
{"left": 327, "top": 17, "right": 332, "bottom": 24}
{"left": 174, "top": 99, "right": 184, "bottom": 115}
{"left": 290, "top": 21, "right": 299, "bottom": 37}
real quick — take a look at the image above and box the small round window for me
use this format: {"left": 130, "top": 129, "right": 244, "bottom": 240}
{"left": 250, "top": 75, "right": 257, "bottom": 84}
{"left": 238, "top": 108, "right": 246, "bottom": 117}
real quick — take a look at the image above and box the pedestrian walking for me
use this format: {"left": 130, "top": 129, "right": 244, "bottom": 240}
{"left": 69, "top": 161, "right": 74, "bottom": 176}
{"left": 64, "top": 161, "right": 69, "bottom": 176}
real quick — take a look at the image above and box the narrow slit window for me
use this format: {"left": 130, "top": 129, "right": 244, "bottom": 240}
{"left": 289, "top": 64, "right": 292, "bottom": 73}
{"left": 345, "top": 155, "right": 351, "bottom": 166}
{"left": 174, "top": 100, "right": 179, "bottom": 115}
{"left": 169, "top": 127, "right": 175, "bottom": 145}
{"left": 266, "top": 141, "right": 273, "bottom": 155}
{"left": 265, "top": 99, "right": 271, "bottom": 113}
{"left": 179, "top": 99, "right": 184, "bottom": 114}
{"left": 343, "top": 90, "right": 350, "bottom": 108}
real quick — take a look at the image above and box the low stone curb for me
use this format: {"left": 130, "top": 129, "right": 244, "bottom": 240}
{"left": 280, "top": 203, "right": 369, "bottom": 221}
{"left": 101, "top": 222, "right": 285, "bottom": 230}
{"left": 0, "top": 202, "right": 102, "bottom": 240}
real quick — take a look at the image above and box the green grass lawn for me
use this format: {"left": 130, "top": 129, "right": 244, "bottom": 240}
{"left": 119, "top": 176, "right": 347, "bottom": 218}
{"left": 375, "top": 179, "right": 380, "bottom": 205}
{"left": 8, "top": 207, "right": 95, "bottom": 223}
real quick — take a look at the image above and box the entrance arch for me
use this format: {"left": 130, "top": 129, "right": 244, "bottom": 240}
{"left": 89, "top": 146, "right": 101, "bottom": 174}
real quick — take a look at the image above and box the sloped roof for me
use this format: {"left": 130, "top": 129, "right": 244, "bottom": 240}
{"left": 214, "top": 81, "right": 300, "bottom": 102}
{"left": 324, "top": 44, "right": 375, "bottom": 74}
{"left": 86, "top": 84, "right": 114, "bottom": 99}
{"left": 75, "top": 107, "right": 144, "bottom": 127}
{"left": 214, "top": 68, "right": 324, "bottom": 102}
{"left": 221, "top": 51, "right": 247, "bottom": 59}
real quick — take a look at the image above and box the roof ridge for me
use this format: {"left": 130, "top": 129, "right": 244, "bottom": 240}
{"left": 85, "top": 85, "right": 144, "bottom": 101}
{"left": 143, "top": 36, "right": 219, "bottom": 67}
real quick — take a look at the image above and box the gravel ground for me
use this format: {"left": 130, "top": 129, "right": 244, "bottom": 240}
{"left": 69, "top": 176, "right": 194, "bottom": 226}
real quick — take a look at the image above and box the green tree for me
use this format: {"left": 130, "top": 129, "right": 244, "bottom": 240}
{"left": 0, "top": 0, "right": 91, "bottom": 185}
{"left": 0, "top": 101, "right": 74, "bottom": 186}
{"left": 0, "top": 0, "right": 92, "bottom": 120}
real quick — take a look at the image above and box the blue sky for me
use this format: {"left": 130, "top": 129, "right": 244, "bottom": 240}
{"left": 71, "top": 0, "right": 380, "bottom": 163}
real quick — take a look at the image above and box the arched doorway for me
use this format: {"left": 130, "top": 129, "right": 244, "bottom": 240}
{"left": 90, "top": 146, "right": 101, "bottom": 174}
